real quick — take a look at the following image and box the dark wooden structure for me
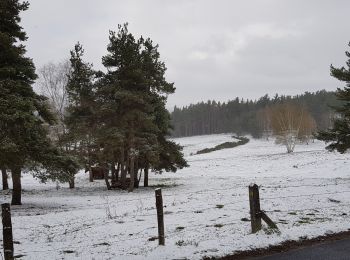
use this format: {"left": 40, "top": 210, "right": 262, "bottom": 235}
{"left": 91, "top": 166, "right": 105, "bottom": 180}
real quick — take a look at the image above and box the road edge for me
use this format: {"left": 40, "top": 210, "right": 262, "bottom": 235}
{"left": 203, "top": 230, "right": 350, "bottom": 260}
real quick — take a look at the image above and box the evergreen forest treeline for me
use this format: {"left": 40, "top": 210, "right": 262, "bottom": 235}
{"left": 170, "top": 90, "right": 340, "bottom": 138}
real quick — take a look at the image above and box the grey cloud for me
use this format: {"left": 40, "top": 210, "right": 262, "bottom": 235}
{"left": 21, "top": 0, "right": 350, "bottom": 109}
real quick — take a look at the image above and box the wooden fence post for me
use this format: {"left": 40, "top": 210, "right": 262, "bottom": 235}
{"left": 249, "top": 184, "right": 262, "bottom": 233}
{"left": 155, "top": 188, "right": 165, "bottom": 245}
{"left": 261, "top": 212, "right": 278, "bottom": 230}
{"left": 2, "top": 203, "right": 14, "bottom": 260}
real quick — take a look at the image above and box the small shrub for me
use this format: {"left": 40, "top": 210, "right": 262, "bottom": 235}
{"left": 63, "top": 250, "right": 75, "bottom": 254}
{"left": 148, "top": 236, "right": 158, "bottom": 241}
{"left": 263, "top": 227, "right": 281, "bottom": 235}
{"left": 176, "top": 226, "right": 185, "bottom": 231}
{"left": 176, "top": 240, "right": 185, "bottom": 246}
{"left": 328, "top": 198, "right": 341, "bottom": 203}
{"left": 214, "top": 224, "right": 224, "bottom": 228}
{"left": 175, "top": 239, "right": 199, "bottom": 247}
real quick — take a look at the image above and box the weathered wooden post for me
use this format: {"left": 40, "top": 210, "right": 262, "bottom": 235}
{"left": 249, "top": 184, "right": 262, "bottom": 233}
{"left": 261, "top": 212, "right": 278, "bottom": 230}
{"left": 155, "top": 188, "right": 165, "bottom": 245}
{"left": 2, "top": 203, "right": 14, "bottom": 260}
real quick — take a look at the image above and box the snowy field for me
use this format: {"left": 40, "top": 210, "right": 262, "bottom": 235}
{"left": 1, "top": 134, "right": 350, "bottom": 259}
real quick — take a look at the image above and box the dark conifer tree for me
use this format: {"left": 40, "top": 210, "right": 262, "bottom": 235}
{"left": 318, "top": 43, "right": 350, "bottom": 152}
{"left": 0, "top": 0, "right": 78, "bottom": 204}
{"left": 64, "top": 43, "right": 98, "bottom": 185}
{"left": 97, "top": 24, "right": 187, "bottom": 191}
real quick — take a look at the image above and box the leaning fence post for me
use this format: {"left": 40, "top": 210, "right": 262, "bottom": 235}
{"left": 2, "top": 203, "right": 14, "bottom": 260}
{"left": 249, "top": 184, "right": 262, "bottom": 233}
{"left": 155, "top": 188, "right": 165, "bottom": 245}
{"left": 261, "top": 211, "right": 278, "bottom": 230}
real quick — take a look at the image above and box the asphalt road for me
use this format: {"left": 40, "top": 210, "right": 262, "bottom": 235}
{"left": 254, "top": 238, "right": 350, "bottom": 260}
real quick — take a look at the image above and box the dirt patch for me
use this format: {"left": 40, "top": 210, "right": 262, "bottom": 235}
{"left": 203, "top": 230, "right": 350, "bottom": 259}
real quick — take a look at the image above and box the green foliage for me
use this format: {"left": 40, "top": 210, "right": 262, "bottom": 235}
{"left": 98, "top": 24, "right": 186, "bottom": 175}
{"left": 64, "top": 24, "right": 187, "bottom": 190}
{"left": 0, "top": 0, "right": 79, "bottom": 184}
{"left": 0, "top": 0, "right": 36, "bottom": 83}
{"left": 317, "top": 43, "right": 350, "bottom": 153}
{"left": 154, "top": 138, "right": 188, "bottom": 172}
{"left": 64, "top": 43, "right": 98, "bottom": 169}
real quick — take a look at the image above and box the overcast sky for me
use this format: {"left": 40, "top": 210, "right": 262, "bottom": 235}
{"left": 22, "top": 0, "right": 350, "bottom": 110}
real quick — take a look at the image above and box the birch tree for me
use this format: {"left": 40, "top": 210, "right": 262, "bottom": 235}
{"left": 37, "top": 60, "right": 70, "bottom": 141}
{"left": 270, "top": 103, "right": 306, "bottom": 153}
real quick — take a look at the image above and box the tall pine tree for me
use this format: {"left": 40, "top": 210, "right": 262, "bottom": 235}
{"left": 318, "top": 43, "right": 350, "bottom": 152}
{"left": 100, "top": 24, "right": 159, "bottom": 191}
{"left": 97, "top": 24, "right": 187, "bottom": 191}
{"left": 64, "top": 24, "right": 187, "bottom": 192}
{"left": 64, "top": 43, "right": 98, "bottom": 185}
{"left": 0, "top": 0, "right": 78, "bottom": 204}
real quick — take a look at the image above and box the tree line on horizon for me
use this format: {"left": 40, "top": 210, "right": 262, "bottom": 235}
{"left": 170, "top": 90, "right": 340, "bottom": 139}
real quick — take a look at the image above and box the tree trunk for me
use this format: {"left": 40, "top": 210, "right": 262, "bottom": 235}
{"left": 134, "top": 169, "right": 139, "bottom": 188}
{"left": 89, "top": 165, "right": 93, "bottom": 182}
{"left": 120, "top": 147, "right": 127, "bottom": 190}
{"left": 116, "top": 163, "right": 120, "bottom": 182}
{"left": 128, "top": 155, "right": 135, "bottom": 192}
{"left": 88, "top": 142, "right": 93, "bottom": 182}
{"left": 104, "top": 167, "right": 111, "bottom": 190}
{"left": 120, "top": 162, "right": 126, "bottom": 189}
{"left": 69, "top": 177, "right": 75, "bottom": 189}
{"left": 1, "top": 167, "right": 9, "bottom": 190}
{"left": 11, "top": 167, "right": 22, "bottom": 205}
{"left": 134, "top": 158, "right": 139, "bottom": 188}
{"left": 144, "top": 166, "right": 149, "bottom": 187}
{"left": 137, "top": 169, "right": 142, "bottom": 187}
{"left": 111, "top": 162, "right": 117, "bottom": 188}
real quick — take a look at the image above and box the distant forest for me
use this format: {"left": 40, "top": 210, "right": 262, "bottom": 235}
{"left": 170, "top": 90, "right": 340, "bottom": 138}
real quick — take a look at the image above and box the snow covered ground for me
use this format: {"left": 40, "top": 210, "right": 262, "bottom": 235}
{"left": 1, "top": 134, "right": 350, "bottom": 259}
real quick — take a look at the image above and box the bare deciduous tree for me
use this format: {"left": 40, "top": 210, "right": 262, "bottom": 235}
{"left": 299, "top": 113, "right": 317, "bottom": 144}
{"left": 270, "top": 103, "right": 315, "bottom": 153}
{"left": 257, "top": 106, "right": 272, "bottom": 140}
{"left": 37, "top": 60, "right": 78, "bottom": 188}
{"left": 38, "top": 60, "right": 70, "bottom": 118}
{"left": 37, "top": 60, "right": 71, "bottom": 141}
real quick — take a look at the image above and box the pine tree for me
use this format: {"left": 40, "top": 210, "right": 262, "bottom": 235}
{"left": 64, "top": 43, "right": 98, "bottom": 185}
{"left": 317, "top": 43, "right": 350, "bottom": 153}
{"left": 100, "top": 24, "right": 157, "bottom": 191}
{"left": 0, "top": 0, "right": 78, "bottom": 204}
{"left": 97, "top": 24, "right": 187, "bottom": 191}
